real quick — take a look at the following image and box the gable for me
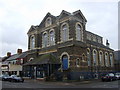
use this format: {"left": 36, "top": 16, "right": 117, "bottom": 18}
{"left": 58, "top": 10, "right": 71, "bottom": 20}
{"left": 39, "top": 12, "right": 56, "bottom": 28}
{"left": 73, "top": 10, "right": 87, "bottom": 22}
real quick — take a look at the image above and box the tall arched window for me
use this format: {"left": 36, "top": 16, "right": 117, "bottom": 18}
{"left": 93, "top": 50, "right": 98, "bottom": 66}
{"left": 30, "top": 35, "right": 35, "bottom": 49}
{"left": 42, "top": 32, "right": 48, "bottom": 47}
{"left": 76, "top": 23, "right": 82, "bottom": 41}
{"left": 61, "top": 23, "right": 69, "bottom": 42}
{"left": 99, "top": 51, "right": 103, "bottom": 66}
{"left": 49, "top": 30, "right": 55, "bottom": 46}
{"left": 105, "top": 52, "right": 109, "bottom": 67}
{"left": 87, "top": 49, "right": 91, "bottom": 66}
{"left": 110, "top": 54, "right": 113, "bottom": 67}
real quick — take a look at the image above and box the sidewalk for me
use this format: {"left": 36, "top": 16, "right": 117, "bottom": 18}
{"left": 25, "top": 79, "right": 101, "bottom": 86}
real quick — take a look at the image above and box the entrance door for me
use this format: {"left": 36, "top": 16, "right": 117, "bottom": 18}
{"left": 62, "top": 55, "right": 68, "bottom": 70}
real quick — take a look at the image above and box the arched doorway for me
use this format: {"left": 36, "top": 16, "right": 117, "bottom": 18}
{"left": 62, "top": 55, "right": 68, "bottom": 70}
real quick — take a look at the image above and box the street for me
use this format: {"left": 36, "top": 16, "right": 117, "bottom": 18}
{"left": 1, "top": 79, "right": 120, "bottom": 88}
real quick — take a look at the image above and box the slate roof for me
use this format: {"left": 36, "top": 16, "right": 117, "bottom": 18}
{"left": 6, "top": 52, "right": 28, "bottom": 61}
{"left": 24, "top": 53, "right": 60, "bottom": 66}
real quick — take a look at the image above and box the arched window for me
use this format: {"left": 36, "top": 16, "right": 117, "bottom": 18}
{"left": 42, "top": 32, "right": 48, "bottom": 47}
{"left": 82, "top": 54, "right": 86, "bottom": 62}
{"left": 76, "top": 23, "right": 82, "bottom": 41}
{"left": 105, "top": 52, "right": 109, "bottom": 67}
{"left": 45, "top": 17, "right": 52, "bottom": 27}
{"left": 49, "top": 30, "right": 55, "bottom": 45}
{"left": 110, "top": 54, "right": 113, "bottom": 67}
{"left": 99, "top": 51, "right": 103, "bottom": 66}
{"left": 62, "top": 55, "right": 69, "bottom": 70}
{"left": 93, "top": 50, "right": 98, "bottom": 66}
{"left": 61, "top": 23, "right": 69, "bottom": 42}
{"left": 76, "top": 58, "right": 80, "bottom": 67}
{"left": 30, "top": 35, "right": 35, "bottom": 49}
{"left": 87, "top": 49, "right": 91, "bottom": 66}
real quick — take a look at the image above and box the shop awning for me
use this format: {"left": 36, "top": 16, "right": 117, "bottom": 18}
{"left": 23, "top": 53, "right": 61, "bottom": 66}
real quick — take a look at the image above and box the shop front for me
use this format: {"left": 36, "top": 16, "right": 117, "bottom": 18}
{"left": 23, "top": 53, "right": 61, "bottom": 80}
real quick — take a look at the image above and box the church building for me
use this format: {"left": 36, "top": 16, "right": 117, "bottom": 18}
{"left": 23, "top": 10, "right": 114, "bottom": 80}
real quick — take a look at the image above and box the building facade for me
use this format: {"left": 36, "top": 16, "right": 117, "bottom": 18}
{"left": 23, "top": 10, "right": 115, "bottom": 80}
{"left": 114, "top": 50, "right": 120, "bottom": 72}
{"left": 1, "top": 49, "right": 28, "bottom": 76}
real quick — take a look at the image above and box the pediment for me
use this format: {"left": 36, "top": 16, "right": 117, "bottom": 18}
{"left": 73, "top": 10, "right": 87, "bottom": 22}
{"left": 39, "top": 12, "right": 56, "bottom": 28}
{"left": 58, "top": 10, "right": 71, "bottom": 19}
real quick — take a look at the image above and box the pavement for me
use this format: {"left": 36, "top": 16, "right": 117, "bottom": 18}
{"left": 25, "top": 79, "right": 101, "bottom": 86}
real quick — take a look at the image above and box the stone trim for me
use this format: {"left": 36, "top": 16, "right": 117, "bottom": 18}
{"left": 60, "top": 52, "right": 70, "bottom": 71}
{"left": 38, "top": 49, "right": 57, "bottom": 55}
{"left": 75, "top": 22, "right": 83, "bottom": 41}
{"left": 60, "top": 22, "right": 69, "bottom": 42}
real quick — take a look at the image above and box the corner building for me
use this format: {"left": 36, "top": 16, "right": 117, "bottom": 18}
{"left": 24, "top": 10, "right": 115, "bottom": 80}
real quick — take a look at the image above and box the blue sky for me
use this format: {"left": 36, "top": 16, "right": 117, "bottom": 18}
{"left": 0, "top": 0, "right": 118, "bottom": 56}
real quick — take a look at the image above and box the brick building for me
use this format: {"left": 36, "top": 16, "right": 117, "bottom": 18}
{"left": 23, "top": 10, "right": 115, "bottom": 80}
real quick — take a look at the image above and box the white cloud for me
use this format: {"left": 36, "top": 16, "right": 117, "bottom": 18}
{"left": 0, "top": 0, "right": 118, "bottom": 56}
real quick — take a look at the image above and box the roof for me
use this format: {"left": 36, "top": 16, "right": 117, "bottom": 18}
{"left": 24, "top": 53, "right": 60, "bottom": 66}
{"left": 87, "top": 40, "right": 113, "bottom": 50}
{"left": 2, "top": 56, "right": 10, "bottom": 62}
{"left": 6, "top": 52, "right": 28, "bottom": 61}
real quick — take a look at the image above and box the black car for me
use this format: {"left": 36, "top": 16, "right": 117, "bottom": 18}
{"left": 8, "top": 75, "right": 24, "bottom": 82}
{"left": 101, "top": 73, "right": 117, "bottom": 82}
{"left": 0, "top": 74, "right": 10, "bottom": 81}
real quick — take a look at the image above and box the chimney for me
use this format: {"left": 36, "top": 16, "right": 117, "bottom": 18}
{"left": 106, "top": 39, "right": 110, "bottom": 47}
{"left": 17, "top": 49, "right": 22, "bottom": 54}
{"left": 7, "top": 52, "right": 11, "bottom": 57}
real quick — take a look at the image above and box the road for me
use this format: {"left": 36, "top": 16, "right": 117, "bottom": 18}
{"left": 1, "top": 79, "right": 120, "bottom": 89}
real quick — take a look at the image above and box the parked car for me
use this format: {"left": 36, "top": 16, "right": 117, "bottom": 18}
{"left": 0, "top": 74, "right": 10, "bottom": 81}
{"left": 115, "top": 72, "right": 120, "bottom": 80}
{"left": 8, "top": 75, "right": 24, "bottom": 82}
{"left": 101, "top": 73, "right": 117, "bottom": 82}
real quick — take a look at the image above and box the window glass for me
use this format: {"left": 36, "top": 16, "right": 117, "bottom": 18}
{"left": 30, "top": 35, "right": 35, "bottom": 49}
{"left": 105, "top": 53, "right": 108, "bottom": 67}
{"left": 62, "top": 24, "right": 68, "bottom": 41}
{"left": 76, "top": 24, "right": 82, "bottom": 41}
{"left": 42, "top": 33, "right": 48, "bottom": 47}
{"left": 76, "top": 59, "right": 80, "bottom": 67}
{"left": 49, "top": 31, "right": 55, "bottom": 45}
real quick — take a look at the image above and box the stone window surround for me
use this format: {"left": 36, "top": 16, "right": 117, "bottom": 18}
{"left": 30, "top": 35, "right": 35, "bottom": 50}
{"left": 76, "top": 58, "right": 80, "bottom": 67}
{"left": 60, "top": 52, "right": 70, "bottom": 71}
{"left": 60, "top": 22, "right": 69, "bottom": 42}
{"left": 99, "top": 51, "right": 104, "bottom": 66}
{"left": 75, "top": 22, "right": 83, "bottom": 41}
{"left": 42, "top": 31, "right": 48, "bottom": 48}
{"left": 49, "top": 29, "right": 55, "bottom": 46}
{"left": 87, "top": 48, "right": 91, "bottom": 66}
{"left": 82, "top": 53, "right": 86, "bottom": 62}
{"left": 42, "top": 29, "right": 55, "bottom": 48}
{"left": 93, "top": 49, "right": 98, "bottom": 66}
{"left": 109, "top": 53, "right": 113, "bottom": 67}
{"left": 105, "top": 52, "right": 109, "bottom": 67}
{"left": 45, "top": 17, "right": 52, "bottom": 27}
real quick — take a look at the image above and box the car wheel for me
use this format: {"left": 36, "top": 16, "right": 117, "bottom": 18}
{"left": 110, "top": 78, "right": 113, "bottom": 81}
{"left": 102, "top": 79, "right": 104, "bottom": 82}
{"left": 13, "top": 79, "right": 16, "bottom": 82}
